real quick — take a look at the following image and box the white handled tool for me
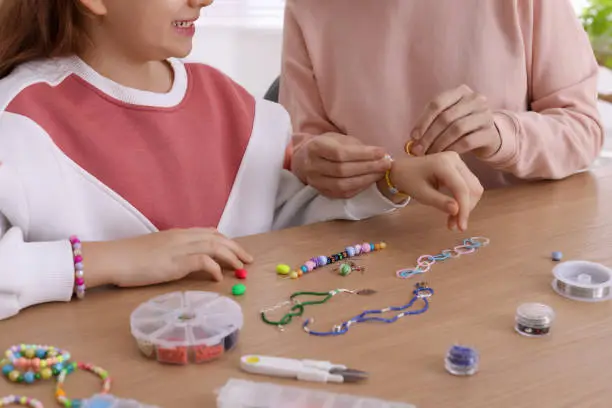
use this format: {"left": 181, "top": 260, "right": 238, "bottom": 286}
{"left": 240, "top": 355, "right": 368, "bottom": 384}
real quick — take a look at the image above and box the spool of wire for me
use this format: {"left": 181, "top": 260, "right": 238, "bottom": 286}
{"left": 444, "top": 345, "right": 479, "bottom": 376}
{"left": 552, "top": 261, "right": 612, "bottom": 302}
{"left": 515, "top": 303, "right": 555, "bottom": 337}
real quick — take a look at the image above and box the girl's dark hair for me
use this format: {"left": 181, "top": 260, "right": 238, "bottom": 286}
{"left": 0, "top": 0, "right": 90, "bottom": 79}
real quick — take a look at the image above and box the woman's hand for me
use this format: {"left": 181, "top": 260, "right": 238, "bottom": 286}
{"left": 387, "top": 152, "right": 484, "bottom": 231}
{"left": 291, "top": 133, "right": 391, "bottom": 198}
{"left": 409, "top": 85, "right": 501, "bottom": 158}
{"left": 82, "top": 228, "right": 253, "bottom": 288}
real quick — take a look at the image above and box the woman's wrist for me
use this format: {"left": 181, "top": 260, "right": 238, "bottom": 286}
{"left": 376, "top": 160, "right": 409, "bottom": 204}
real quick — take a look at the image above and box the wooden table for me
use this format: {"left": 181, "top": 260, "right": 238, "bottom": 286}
{"left": 3, "top": 167, "right": 612, "bottom": 408}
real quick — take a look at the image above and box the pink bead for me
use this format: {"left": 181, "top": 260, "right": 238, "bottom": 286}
{"left": 76, "top": 277, "right": 85, "bottom": 286}
{"left": 32, "top": 358, "right": 40, "bottom": 369}
{"left": 354, "top": 244, "right": 362, "bottom": 255}
{"left": 17, "top": 357, "right": 28, "bottom": 368}
{"left": 74, "top": 255, "right": 83, "bottom": 263}
{"left": 69, "top": 235, "right": 79, "bottom": 244}
{"left": 361, "top": 243, "right": 371, "bottom": 253}
{"left": 305, "top": 261, "right": 316, "bottom": 271}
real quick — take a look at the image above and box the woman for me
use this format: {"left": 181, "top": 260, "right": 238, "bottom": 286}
{"left": 280, "top": 0, "right": 604, "bottom": 197}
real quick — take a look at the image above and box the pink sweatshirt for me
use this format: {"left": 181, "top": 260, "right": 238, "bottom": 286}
{"left": 280, "top": 0, "right": 604, "bottom": 188}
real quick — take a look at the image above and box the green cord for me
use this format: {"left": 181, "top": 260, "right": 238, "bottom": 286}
{"left": 261, "top": 291, "right": 335, "bottom": 327}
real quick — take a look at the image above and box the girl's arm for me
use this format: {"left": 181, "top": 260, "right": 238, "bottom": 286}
{"left": 482, "top": 0, "right": 604, "bottom": 179}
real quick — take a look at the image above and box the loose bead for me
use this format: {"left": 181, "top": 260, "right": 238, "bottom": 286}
{"left": 552, "top": 251, "right": 563, "bottom": 262}
{"left": 231, "top": 284, "right": 246, "bottom": 296}
{"left": 234, "top": 269, "right": 248, "bottom": 280}
{"left": 276, "top": 264, "right": 291, "bottom": 275}
{"left": 339, "top": 263, "right": 352, "bottom": 276}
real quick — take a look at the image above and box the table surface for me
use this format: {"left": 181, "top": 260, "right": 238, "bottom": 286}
{"left": 3, "top": 166, "right": 612, "bottom": 408}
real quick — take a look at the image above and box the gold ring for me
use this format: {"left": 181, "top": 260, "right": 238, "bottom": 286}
{"left": 404, "top": 140, "right": 414, "bottom": 156}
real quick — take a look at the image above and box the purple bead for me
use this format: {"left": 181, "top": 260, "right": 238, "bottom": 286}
{"left": 354, "top": 244, "right": 362, "bottom": 255}
{"left": 345, "top": 246, "right": 356, "bottom": 257}
{"left": 316, "top": 256, "right": 328, "bottom": 267}
{"left": 75, "top": 262, "right": 84, "bottom": 271}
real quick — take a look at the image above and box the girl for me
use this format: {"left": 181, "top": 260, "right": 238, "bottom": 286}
{"left": 280, "top": 0, "right": 605, "bottom": 197}
{"left": 0, "top": 0, "right": 482, "bottom": 321}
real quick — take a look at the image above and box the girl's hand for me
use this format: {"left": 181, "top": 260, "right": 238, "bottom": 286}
{"left": 388, "top": 152, "right": 483, "bottom": 231}
{"left": 82, "top": 228, "right": 253, "bottom": 288}
{"left": 292, "top": 133, "right": 391, "bottom": 198}
{"left": 409, "top": 85, "right": 501, "bottom": 158}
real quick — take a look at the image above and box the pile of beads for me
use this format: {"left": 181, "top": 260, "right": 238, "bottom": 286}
{"left": 2, "top": 345, "right": 70, "bottom": 384}
{"left": 0, "top": 395, "right": 43, "bottom": 408}
{"left": 445, "top": 345, "right": 479, "bottom": 376}
{"left": 302, "top": 283, "right": 433, "bottom": 336}
{"left": 396, "top": 237, "right": 490, "bottom": 279}
{"left": 278, "top": 241, "right": 387, "bottom": 279}
{"left": 55, "top": 362, "right": 111, "bottom": 407}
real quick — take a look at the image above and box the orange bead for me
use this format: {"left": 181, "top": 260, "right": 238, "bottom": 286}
{"left": 375, "top": 243, "right": 381, "bottom": 250}
{"left": 55, "top": 389, "right": 65, "bottom": 398}
{"left": 298, "top": 270, "right": 303, "bottom": 277}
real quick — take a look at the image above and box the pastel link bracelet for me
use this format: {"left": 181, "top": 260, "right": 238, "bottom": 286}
{"left": 69, "top": 236, "right": 86, "bottom": 299}
{"left": 55, "top": 362, "right": 111, "bottom": 408}
{"left": 396, "top": 237, "right": 490, "bottom": 279}
{"left": 0, "top": 395, "right": 43, "bottom": 408}
{"left": 2, "top": 345, "right": 70, "bottom": 383}
{"left": 294, "top": 241, "right": 386, "bottom": 279}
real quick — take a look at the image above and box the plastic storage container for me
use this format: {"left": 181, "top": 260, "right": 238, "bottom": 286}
{"left": 216, "top": 378, "right": 417, "bottom": 408}
{"left": 83, "top": 394, "right": 160, "bottom": 408}
{"left": 130, "top": 291, "right": 243, "bottom": 365}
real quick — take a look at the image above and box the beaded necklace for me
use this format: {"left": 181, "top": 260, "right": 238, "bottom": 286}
{"left": 302, "top": 283, "right": 433, "bottom": 336}
{"left": 285, "top": 241, "right": 386, "bottom": 279}
{"left": 396, "top": 237, "right": 489, "bottom": 279}
{"left": 261, "top": 289, "right": 377, "bottom": 330}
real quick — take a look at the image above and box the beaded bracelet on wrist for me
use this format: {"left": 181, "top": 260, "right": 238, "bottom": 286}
{"left": 0, "top": 395, "right": 44, "bottom": 408}
{"left": 70, "top": 235, "right": 86, "bottom": 300}
{"left": 284, "top": 241, "right": 386, "bottom": 280}
{"left": 2, "top": 345, "right": 70, "bottom": 384}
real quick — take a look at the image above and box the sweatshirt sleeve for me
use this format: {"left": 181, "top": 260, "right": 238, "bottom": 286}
{"left": 0, "top": 123, "right": 75, "bottom": 321}
{"left": 483, "top": 0, "right": 604, "bottom": 180}
{"left": 273, "top": 170, "right": 408, "bottom": 230}
{"left": 279, "top": 1, "right": 340, "bottom": 153}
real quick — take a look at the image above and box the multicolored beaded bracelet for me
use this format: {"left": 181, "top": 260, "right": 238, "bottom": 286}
{"left": 2, "top": 345, "right": 70, "bottom": 383}
{"left": 69, "top": 236, "right": 86, "bottom": 299}
{"left": 286, "top": 242, "right": 386, "bottom": 279}
{"left": 55, "top": 362, "right": 111, "bottom": 408}
{"left": 0, "top": 395, "right": 44, "bottom": 408}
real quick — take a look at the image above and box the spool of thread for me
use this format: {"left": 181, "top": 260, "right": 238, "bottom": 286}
{"left": 552, "top": 260, "right": 612, "bottom": 302}
{"left": 444, "top": 345, "right": 479, "bottom": 376}
{"left": 515, "top": 303, "right": 555, "bottom": 337}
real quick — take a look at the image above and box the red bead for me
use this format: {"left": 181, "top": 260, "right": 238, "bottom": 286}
{"left": 235, "top": 269, "right": 248, "bottom": 280}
